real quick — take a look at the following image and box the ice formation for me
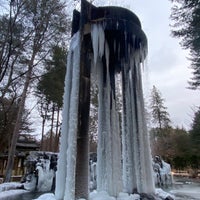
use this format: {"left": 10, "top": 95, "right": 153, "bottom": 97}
{"left": 90, "top": 161, "right": 97, "bottom": 191}
{"left": 90, "top": 21, "right": 155, "bottom": 195}
{"left": 91, "top": 24, "right": 122, "bottom": 196}
{"left": 36, "top": 161, "right": 55, "bottom": 192}
{"left": 153, "top": 156, "right": 173, "bottom": 187}
{"left": 121, "top": 53, "right": 155, "bottom": 194}
{"left": 55, "top": 31, "right": 81, "bottom": 200}
{"left": 55, "top": 1, "right": 155, "bottom": 199}
{"left": 22, "top": 151, "right": 57, "bottom": 192}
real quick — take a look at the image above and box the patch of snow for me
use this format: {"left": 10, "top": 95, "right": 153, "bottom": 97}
{"left": 0, "top": 182, "right": 23, "bottom": 192}
{"left": 0, "top": 189, "right": 28, "bottom": 200}
{"left": 117, "top": 192, "right": 140, "bottom": 200}
{"left": 169, "top": 182, "right": 200, "bottom": 199}
{"left": 90, "top": 191, "right": 115, "bottom": 200}
{"left": 34, "top": 193, "right": 56, "bottom": 200}
{"left": 89, "top": 191, "right": 141, "bottom": 200}
{"left": 18, "top": 189, "right": 176, "bottom": 200}
{"left": 155, "top": 188, "right": 175, "bottom": 199}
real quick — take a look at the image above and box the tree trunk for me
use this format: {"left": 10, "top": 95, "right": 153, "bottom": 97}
{"left": 40, "top": 104, "right": 48, "bottom": 151}
{"left": 54, "top": 108, "right": 60, "bottom": 152}
{"left": 49, "top": 104, "right": 55, "bottom": 151}
{"left": 4, "top": 64, "right": 33, "bottom": 182}
{"left": 40, "top": 117, "right": 45, "bottom": 151}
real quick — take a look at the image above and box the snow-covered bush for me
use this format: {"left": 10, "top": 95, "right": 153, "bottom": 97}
{"left": 22, "top": 151, "right": 57, "bottom": 192}
{"left": 153, "top": 156, "right": 173, "bottom": 187}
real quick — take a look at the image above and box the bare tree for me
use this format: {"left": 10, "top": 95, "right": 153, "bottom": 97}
{"left": 4, "top": 0, "right": 69, "bottom": 182}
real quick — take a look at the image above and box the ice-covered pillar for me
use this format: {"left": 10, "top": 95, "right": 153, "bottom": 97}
{"left": 73, "top": 2, "right": 93, "bottom": 199}
{"left": 55, "top": 31, "right": 81, "bottom": 200}
{"left": 75, "top": 35, "right": 91, "bottom": 200}
{"left": 55, "top": 1, "right": 92, "bottom": 199}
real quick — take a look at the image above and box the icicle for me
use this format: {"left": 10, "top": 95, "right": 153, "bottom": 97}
{"left": 120, "top": 32, "right": 155, "bottom": 195}
{"left": 110, "top": 93, "right": 122, "bottom": 196}
{"left": 55, "top": 31, "right": 81, "bottom": 200}
{"left": 55, "top": 45, "right": 74, "bottom": 200}
{"left": 96, "top": 44, "right": 122, "bottom": 196}
{"left": 135, "top": 62, "right": 155, "bottom": 193}
{"left": 91, "top": 25, "right": 99, "bottom": 65}
{"left": 64, "top": 32, "right": 81, "bottom": 200}
{"left": 130, "top": 46, "right": 154, "bottom": 194}
{"left": 121, "top": 60, "right": 136, "bottom": 193}
{"left": 105, "top": 41, "right": 110, "bottom": 71}
{"left": 98, "top": 24, "right": 105, "bottom": 58}
{"left": 91, "top": 24, "right": 105, "bottom": 65}
{"left": 96, "top": 58, "right": 106, "bottom": 192}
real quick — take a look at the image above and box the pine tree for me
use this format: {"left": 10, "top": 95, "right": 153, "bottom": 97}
{"left": 150, "top": 85, "right": 171, "bottom": 130}
{"left": 190, "top": 107, "right": 200, "bottom": 153}
{"left": 37, "top": 45, "right": 67, "bottom": 151}
{"left": 170, "top": 0, "right": 200, "bottom": 89}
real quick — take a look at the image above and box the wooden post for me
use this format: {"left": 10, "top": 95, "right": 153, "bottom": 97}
{"left": 75, "top": 34, "right": 91, "bottom": 199}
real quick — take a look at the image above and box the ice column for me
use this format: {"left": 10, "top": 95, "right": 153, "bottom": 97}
{"left": 121, "top": 47, "right": 155, "bottom": 194}
{"left": 55, "top": 32, "right": 81, "bottom": 200}
{"left": 121, "top": 61, "right": 137, "bottom": 193}
{"left": 96, "top": 59, "right": 122, "bottom": 196}
{"left": 91, "top": 24, "right": 122, "bottom": 197}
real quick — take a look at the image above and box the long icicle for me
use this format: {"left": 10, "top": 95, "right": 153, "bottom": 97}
{"left": 64, "top": 32, "right": 81, "bottom": 200}
{"left": 55, "top": 32, "right": 80, "bottom": 200}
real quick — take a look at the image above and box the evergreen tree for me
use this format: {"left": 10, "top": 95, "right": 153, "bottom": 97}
{"left": 37, "top": 45, "right": 67, "bottom": 151}
{"left": 190, "top": 107, "right": 200, "bottom": 153}
{"left": 150, "top": 85, "right": 171, "bottom": 130}
{"left": 170, "top": 0, "right": 200, "bottom": 89}
{"left": 37, "top": 46, "right": 67, "bottom": 108}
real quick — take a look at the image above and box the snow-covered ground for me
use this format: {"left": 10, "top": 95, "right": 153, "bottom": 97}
{"left": 34, "top": 189, "right": 173, "bottom": 200}
{"left": 0, "top": 182, "right": 28, "bottom": 200}
{"left": 170, "top": 178, "right": 200, "bottom": 200}
{"left": 1, "top": 178, "right": 200, "bottom": 200}
{"left": 0, "top": 189, "right": 29, "bottom": 200}
{"left": 0, "top": 181, "right": 173, "bottom": 200}
{"left": 0, "top": 182, "right": 23, "bottom": 192}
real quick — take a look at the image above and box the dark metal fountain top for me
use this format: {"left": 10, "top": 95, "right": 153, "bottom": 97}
{"left": 72, "top": 0, "right": 147, "bottom": 48}
{"left": 72, "top": 0, "right": 147, "bottom": 72}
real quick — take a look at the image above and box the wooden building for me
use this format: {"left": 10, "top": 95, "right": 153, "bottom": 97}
{"left": 0, "top": 134, "right": 39, "bottom": 182}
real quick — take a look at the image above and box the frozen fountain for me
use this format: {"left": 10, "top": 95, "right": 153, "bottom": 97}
{"left": 55, "top": 0, "right": 155, "bottom": 199}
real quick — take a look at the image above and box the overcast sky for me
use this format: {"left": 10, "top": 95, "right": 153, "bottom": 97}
{"left": 95, "top": 0, "right": 200, "bottom": 130}
{"left": 131, "top": 0, "right": 200, "bottom": 129}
